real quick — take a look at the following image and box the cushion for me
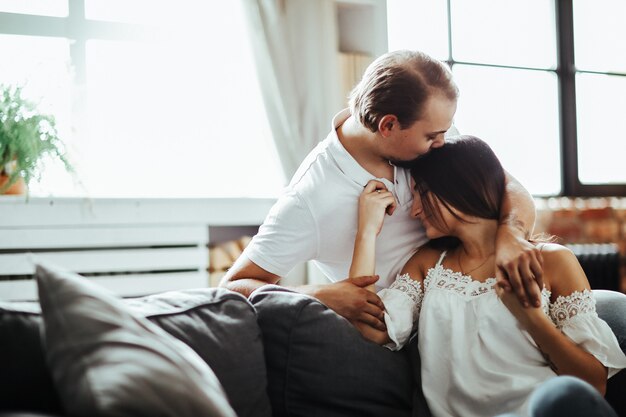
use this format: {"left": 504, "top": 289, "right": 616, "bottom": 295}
{"left": 35, "top": 262, "right": 237, "bottom": 417}
{"left": 250, "top": 285, "right": 414, "bottom": 417}
{"left": 0, "top": 302, "right": 64, "bottom": 414}
{"left": 121, "top": 290, "right": 271, "bottom": 417}
{"left": 0, "top": 414, "right": 63, "bottom": 417}
{"left": 406, "top": 335, "right": 433, "bottom": 417}
{"left": 595, "top": 290, "right": 626, "bottom": 416}
{"left": 0, "top": 275, "right": 271, "bottom": 417}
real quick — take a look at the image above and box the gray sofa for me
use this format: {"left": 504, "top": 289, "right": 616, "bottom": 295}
{"left": 1, "top": 284, "right": 625, "bottom": 417}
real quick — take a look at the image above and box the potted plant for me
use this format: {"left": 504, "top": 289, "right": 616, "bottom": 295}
{"left": 0, "top": 84, "right": 74, "bottom": 195}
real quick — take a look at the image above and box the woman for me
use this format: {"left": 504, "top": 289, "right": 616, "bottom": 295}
{"left": 349, "top": 135, "right": 626, "bottom": 417}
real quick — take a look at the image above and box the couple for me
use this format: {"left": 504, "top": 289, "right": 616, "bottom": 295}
{"left": 222, "top": 50, "right": 626, "bottom": 416}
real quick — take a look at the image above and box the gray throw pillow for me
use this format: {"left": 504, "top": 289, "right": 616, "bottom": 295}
{"left": 250, "top": 285, "right": 414, "bottom": 417}
{"left": 124, "top": 288, "right": 272, "bottom": 417}
{"left": 35, "top": 262, "right": 237, "bottom": 417}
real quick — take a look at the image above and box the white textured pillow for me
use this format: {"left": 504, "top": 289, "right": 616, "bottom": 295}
{"left": 35, "top": 262, "right": 237, "bottom": 417}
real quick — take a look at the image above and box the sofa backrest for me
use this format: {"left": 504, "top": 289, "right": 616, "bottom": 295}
{"left": 251, "top": 286, "right": 419, "bottom": 417}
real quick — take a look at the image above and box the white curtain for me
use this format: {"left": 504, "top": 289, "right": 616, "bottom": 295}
{"left": 241, "top": 0, "right": 342, "bottom": 180}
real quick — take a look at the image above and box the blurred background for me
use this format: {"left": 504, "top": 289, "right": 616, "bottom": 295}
{"left": 1, "top": 0, "right": 625, "bottom": 297}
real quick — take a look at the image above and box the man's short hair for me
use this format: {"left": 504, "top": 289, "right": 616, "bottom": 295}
{"left": 349, "top": 50, "right": 459, "bottom": 132}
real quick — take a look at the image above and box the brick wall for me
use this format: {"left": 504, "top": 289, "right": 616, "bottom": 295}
{"left": 534, "top": 197, "right": 626, "bottom": 293}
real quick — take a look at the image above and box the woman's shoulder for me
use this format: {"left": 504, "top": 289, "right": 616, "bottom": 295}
{"left": 538, "top": 242, "right": 578, "bottom": 265}
{"left": 401, "top": 245, "right": 444, "bottom": 280}
{"left": 537, "top": 243, "right": 589, "bottom": 295}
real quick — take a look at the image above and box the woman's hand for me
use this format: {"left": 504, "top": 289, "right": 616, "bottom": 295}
{"left": 358, "top": 180, "right": 397, "bottom": 237}
{"left": 495, "top": 218, "right": 544, "bottom": 308}
{"left": 350, "top": 180, "right": 397, "bottom": 292}
{"left": 495, "top": 282, "right": 547, "bottom": 330}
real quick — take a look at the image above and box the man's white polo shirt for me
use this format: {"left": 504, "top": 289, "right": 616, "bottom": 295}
{"left": 242, "top": 109, "right": 428, "bottom": 289}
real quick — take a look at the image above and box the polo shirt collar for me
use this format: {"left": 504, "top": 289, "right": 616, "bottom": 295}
{"left": 327, "top": 109, "right": 404, "bottom": 202}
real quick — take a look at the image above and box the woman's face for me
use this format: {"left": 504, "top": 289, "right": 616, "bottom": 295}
{"left": 410, "top": 181, "right": 458, "bottom": 239}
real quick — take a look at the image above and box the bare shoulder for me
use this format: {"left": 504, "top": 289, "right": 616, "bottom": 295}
{"left": 539, "top": 243, "right": 590, "bottom": 298}
{"left": 539, "top": 242, "right": 580, "bottom": 267}
{"left": 400, "top": 245, "right": 443, "bottom": 282}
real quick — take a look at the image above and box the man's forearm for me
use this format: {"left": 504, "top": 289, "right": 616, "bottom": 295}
{"left": 221, "top": 275, "right": 326, "bottom": 299}
{"left": 500, "top": 172, "right": 536, "bottom": 238}
{"left": 221, "top": 277, "right": 274, "bottom": 298}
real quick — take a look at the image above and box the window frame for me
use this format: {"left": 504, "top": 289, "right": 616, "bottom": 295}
{"left": 0, "top": 1, "right": 161, "bottom": 86}
{"left": 439, "top": 0, "right": 626, "bottom": 197}
{"left": 0, "top": 1, "right": 285, "bottom": 198}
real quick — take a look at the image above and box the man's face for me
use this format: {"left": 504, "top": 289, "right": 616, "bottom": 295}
{"left": 387, "top": 94, "right": 457, "bottom": 163}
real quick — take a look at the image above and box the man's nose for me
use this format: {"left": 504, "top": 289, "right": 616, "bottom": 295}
{"left": 431, "top": 136, "right": 445, "bottom": 149}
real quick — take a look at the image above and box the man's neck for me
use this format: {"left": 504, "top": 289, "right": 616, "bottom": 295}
{"left": 337, "top": 116, "right": 394, "bottom": 181}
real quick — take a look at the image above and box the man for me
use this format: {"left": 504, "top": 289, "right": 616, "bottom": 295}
{"left": 221, "top": 50, "right": 543, "bottom": 336}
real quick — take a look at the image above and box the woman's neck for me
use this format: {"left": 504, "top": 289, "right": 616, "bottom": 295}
{"left": 455, "top": 218, "right": 498, "bottom": 260}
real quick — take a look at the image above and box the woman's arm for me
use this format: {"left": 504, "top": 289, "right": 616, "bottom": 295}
{"left": 348, "top": 180, "right": 396, "bottom": 344}
{"left": 349, "top": 180, "right": 397, "bottom": 288}
{"left": 497, "top": 244, "right": 607, "bottom": 394}
{"left": 376, "top": 248, "right": 433, "bottom": 349}
{"left": 495, "top": 172, "right": 544, "bottom": 308}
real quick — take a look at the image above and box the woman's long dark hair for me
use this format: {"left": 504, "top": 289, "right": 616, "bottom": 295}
{"left": 408, "top": 135, "right": 506, "bottom": 248}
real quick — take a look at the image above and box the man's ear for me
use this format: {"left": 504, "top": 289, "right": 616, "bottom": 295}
{"left": 377, "top": 115, "right": 398, "bottom": 137}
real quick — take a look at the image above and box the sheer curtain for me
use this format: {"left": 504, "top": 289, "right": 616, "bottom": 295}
{"left": 241, "top": 0, "right": 342, "bottom": 179}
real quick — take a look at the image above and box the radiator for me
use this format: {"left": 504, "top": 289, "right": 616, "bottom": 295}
{"left": 0, "top": 197, "right": 278, "bottom": 301}
{"left": 0, "top": 199, "right": 212, "bottom": 301}
{"left": 566, "top": 243, "right": 621, "bottom": 291}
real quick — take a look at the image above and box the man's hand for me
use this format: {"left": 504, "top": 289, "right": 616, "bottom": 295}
{"left": 314, "top": 275, "right": 387, "bottom": 331}
{"left": 495, "top": 225, "right": 544, "bottom": 308}
{"left": 352, "top": 320, "right": 391, "bottom": 345}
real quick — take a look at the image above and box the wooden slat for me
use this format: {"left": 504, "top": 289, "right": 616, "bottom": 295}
{"left": 0, "top": 197, "right": 274, "bottom": 298}
{"left": 0, "top": 247, "right": 207, "bottom": 275}
{"left": 0, "top": 226, "right": 208, "bottom": 250}
{"left": 0, "top": 280, "right": 35, "bottom": 302}
{"left": 0, "top": 271, "right": 209, "bottom": 301}
{"left": 0, "top": 197, "right": 275, "bottom": 227}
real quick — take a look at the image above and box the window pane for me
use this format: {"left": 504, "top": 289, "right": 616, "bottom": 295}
{"left": 85, "top": 0, "right": 163, "bottom": 24}
{"left": 85, "top": 0, "right": 205, "bottom": 25}
{"left": 450, "top": 0, "right": 556, "bottom": 69}
{"left": 452, "top": 65, "right": 560, "bottom": 196}
{"left": 0, "top": 0, "right": 67, "bottom": 17}
{"left": 0, "top": 34, "right": 74, "bottom": 196}
{"left": 573, "top": 0, "right": 626, "bottom": 73}
{"left": 386, "top": 0, "right": 448, "bottom": 60}
{"left": 576, "top": 73, "right": 626, "bottom": 184}
{"left": 80, "top": 4, "right": 283, "bottom": 198}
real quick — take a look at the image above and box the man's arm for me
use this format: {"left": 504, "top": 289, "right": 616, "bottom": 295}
{"left": 495, "top": 171, "right": 544, "bottom": 307}
{"left": 220, "top": 255, "right": 386, "bottom": 330}
{"left": 219, "top": 255, "right": 281, "bottom": 297}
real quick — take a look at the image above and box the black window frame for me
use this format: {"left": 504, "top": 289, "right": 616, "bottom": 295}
{"left": 440, "top": 0, "right": 626, "bottom": 197}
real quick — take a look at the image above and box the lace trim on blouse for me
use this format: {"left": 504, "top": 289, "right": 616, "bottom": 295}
{"left": 549, "top": 289, "right": 596, "bottom": 328}
{"left": 389, "top": 273, "right": 424, "bottom": 312}
{"left": 396, "top": 251, "right": 595, "bottom": 328}
{"left": 424, "top": 264, "right": 498, "bottom": 298}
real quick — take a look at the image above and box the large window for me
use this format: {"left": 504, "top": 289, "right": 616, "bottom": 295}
{"left": 387, "top": 0, "right": 626, "bottom": 197}
{"left": 0, "top": 1, "right": 284, "bottom": 197}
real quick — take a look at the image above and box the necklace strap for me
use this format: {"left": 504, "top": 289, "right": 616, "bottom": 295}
{"left": 458, "top": 251, "right": 494, "bottom": 276}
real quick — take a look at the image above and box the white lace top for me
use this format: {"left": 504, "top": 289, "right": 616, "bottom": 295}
{"left": 379, "top": 251, "right": 626, "bottom": 417}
